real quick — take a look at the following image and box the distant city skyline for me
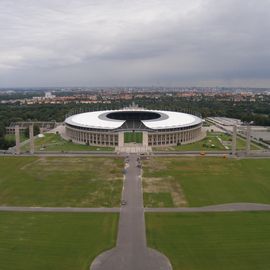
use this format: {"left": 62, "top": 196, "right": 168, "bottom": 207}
{"left": 1, "top": 0, "right": 270, "bottom": 87}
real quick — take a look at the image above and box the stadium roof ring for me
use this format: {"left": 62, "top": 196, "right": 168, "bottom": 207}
{"left": 64, "top": 108, "right": 203, "bottom": 148}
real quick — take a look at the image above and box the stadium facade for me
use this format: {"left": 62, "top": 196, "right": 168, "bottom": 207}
{"left": 64, "top": 106, "right": 203, "bottom": 148}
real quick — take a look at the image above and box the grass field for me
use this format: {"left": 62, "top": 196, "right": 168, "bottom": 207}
{"left": 5, "top": 134, "right": 28, "bottom": 142}
{"left": 21, "top": 133, "right": 114, "bottom": 152}
{"left": 0, "top": 156, "right": 123, "bottom": 207}
{"left": 153, "top": 132, "right": 261, "bottom": 151}
{"left": 146, "top": 212, "right": 270, "bottom": 270}
{"left": 124, "top": 132, "right": 143, "bottom": 143}
{"left": 143, "top": 157, "right": 270, "bottom": 207}
{"left": 0, "top": 212, "right": 118, "bottom": 270}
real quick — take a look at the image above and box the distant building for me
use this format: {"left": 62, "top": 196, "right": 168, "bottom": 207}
{"left": 45, "top": 91, "right": 56, "bottom": 99}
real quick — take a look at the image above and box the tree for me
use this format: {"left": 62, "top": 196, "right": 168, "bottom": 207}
{"left": 24, "top": 124, "right": 40, "bottom": 138}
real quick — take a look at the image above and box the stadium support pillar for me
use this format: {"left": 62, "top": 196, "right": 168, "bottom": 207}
{"left": 143, "top": 131, "right": 148, "bottom": 147}
{"left": 15, "top": 125, "right": 20, "bottom": 155}
{"left": 246, "top": 125, "right": 251, "bottom": 155}
{"left": 118, "top": 132, "right": 124, "bottom": 147}
{"left": 29, "top": 124, "right": 34, "bottom": 154}
{"left": 232, "top": 125, "right": 237, "bottom": 156}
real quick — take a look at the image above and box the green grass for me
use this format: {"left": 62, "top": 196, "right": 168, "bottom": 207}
{"left": 0, "top": 156, "right": 123, "bottom": 207}
{"left": 5, "top": 134, "right": 28, "bottom": 142}
{"left": 143, "top": 157, "right": 270, "bottom": 207}
{"left": 0, "top": 212, "right": 118, "bottom": 270}
{"left": 144, "top": 192, "right": 174, "bottom": 207}
{"left": 153, "top": 133, "right": 225, "bottom": 151}
{"left": 235, "top": 135, "right": 262, "bottom": 150}
{"left": 210, "top": 132, "right": 259, "bottom": 150}
{"left": 153, "top": 132, "right": 261, "bottom": 151}
{"left": 124, "top": 132, "right": 143, "bottom": 143}
{"left": 146, "top": 212, "right": 270, "bottom": 270}
{"left": 21, "top": 133, "right": 114, "bottom": 152}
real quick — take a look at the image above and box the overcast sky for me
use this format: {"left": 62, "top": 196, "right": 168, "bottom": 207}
{"left": 1, "top": 0, "right": 270, "bottom": 87}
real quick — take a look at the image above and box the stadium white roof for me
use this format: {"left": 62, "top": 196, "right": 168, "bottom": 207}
{"left": 65, "top": 109, "right": 202, "bottom": 130}
{"left": 66, "top": 111, "right": 124, "bottom": 129}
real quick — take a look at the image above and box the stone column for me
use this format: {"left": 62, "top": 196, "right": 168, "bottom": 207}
{"left": 246, "top": 125, "right": 251, "bottom": 155}
{"left": 15, "top": 125, "right": 20, "bottom": 155}
{"left": 29, "top": 124, "right": 34, "bottom": 154}
{"left": 142, "top": 131, "right": 148, "bottom": 147}
{"left": 232, "top": 125, "right": 237, "bottom": 156}
{"left": 118, "top": 132, "right": 124, "bottom": 147}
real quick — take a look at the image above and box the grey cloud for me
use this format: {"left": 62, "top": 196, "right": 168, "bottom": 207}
{"left": 0, "top": 0, "right": 270, "bottom": 87}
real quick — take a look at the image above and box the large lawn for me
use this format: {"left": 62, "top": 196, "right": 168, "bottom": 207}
{"left": 143, "top": 157, "right": 270, "bottom": 207}
{"left": 0, "top": 156, "right": 123, "bottom": 207}
{"left": 0, "top": 212, "right": 118, "bottom": 270}
{"left": 146, "top": 212, "right": 270, "bottom": 270}
{"left": 21, "top": 133, "right": 114, "bottom": 152}
{"left": 153, "top": 132, "right": 262, "bottom": 151}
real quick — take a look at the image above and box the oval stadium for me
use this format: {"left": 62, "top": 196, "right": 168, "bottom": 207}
{"left": 64, "top": 106, "right": 203, "bottom": 150}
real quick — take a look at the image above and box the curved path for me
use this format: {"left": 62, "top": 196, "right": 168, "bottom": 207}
{"left": 90, "top": 154, "right": 172, "bottom": 270}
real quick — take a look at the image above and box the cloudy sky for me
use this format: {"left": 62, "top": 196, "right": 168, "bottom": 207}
{"left": 0, "top": 0, "right": 270, "bottom": 87}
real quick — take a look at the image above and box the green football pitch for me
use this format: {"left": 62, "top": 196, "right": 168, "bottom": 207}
{"left": 124, "top": 132, "right": 143, "bottom": 143}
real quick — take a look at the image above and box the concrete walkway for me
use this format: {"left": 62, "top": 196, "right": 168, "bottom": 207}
{"left": 116, "top": 144, "right": 152, "bottom": 154}
{"left": 1, "top": 203, "right": 270, "bottom": 213}
{"left": 0, "top": 206, "right": 120, "bottom": 213}
{"left": 146, "top": 203, "right": 270, "bottom": 213}
{"left": 90, "top": 154, "right": 172, "bottom": 270}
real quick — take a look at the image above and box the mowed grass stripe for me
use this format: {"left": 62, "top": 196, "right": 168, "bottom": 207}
{"left": 0, "top": 156, "right": 123, "bottom": 207}
{"left": 0, "top": 212, "right": 118, "bottom": 270}
{"left": 146, "top": 212, "right": 270, "bottom": 270}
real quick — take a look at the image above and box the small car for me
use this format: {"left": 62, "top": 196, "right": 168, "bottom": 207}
{"left": 121, "top": 200, "right": 127, "bottom": 206}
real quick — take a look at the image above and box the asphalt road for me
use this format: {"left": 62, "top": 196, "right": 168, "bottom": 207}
{"left": 90, "top": 154, "right": 172, "bottom": 270}
{"left": 1, "top": 150, "right": 269, "bottom": 158}
{"left": 153, "top": 151, "right": 270, "bottom": 157}
{"left": 0, "top": 152, "right": 117, "bottom": 157}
